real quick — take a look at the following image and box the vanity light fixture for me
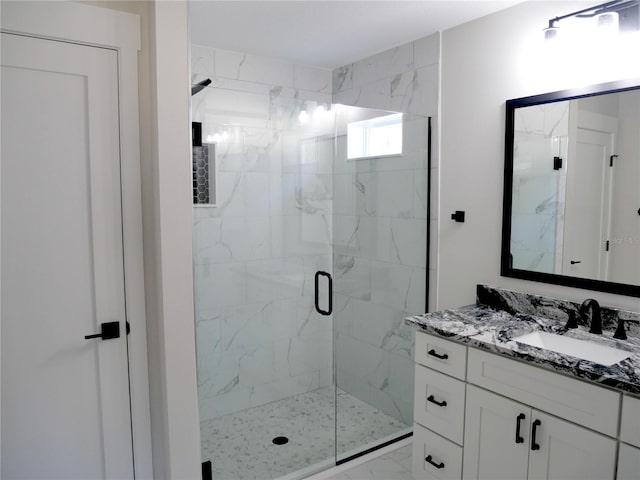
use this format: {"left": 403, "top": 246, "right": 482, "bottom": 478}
{"left": 543, "top": 0, "right": 638, "bottom": 40}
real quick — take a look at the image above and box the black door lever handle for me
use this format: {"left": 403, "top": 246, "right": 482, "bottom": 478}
{"left": 85, "top": 321, "right": 120, "bottom": 340}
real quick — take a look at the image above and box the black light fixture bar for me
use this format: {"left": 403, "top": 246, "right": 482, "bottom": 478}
{"left": 547, "top": 0, "right": 638, "bottom": 28}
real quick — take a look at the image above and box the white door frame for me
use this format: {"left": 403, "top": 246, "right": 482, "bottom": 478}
{"left": 1, "top": 2, "right": 153, "bottom": 477}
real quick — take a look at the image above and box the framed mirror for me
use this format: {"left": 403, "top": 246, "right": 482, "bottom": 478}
{"left": 502, "top": 78, "right": 640, "bottom": 297}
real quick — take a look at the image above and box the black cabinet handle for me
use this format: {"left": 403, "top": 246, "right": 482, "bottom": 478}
{"left": 515, "top": 413, "right": 526, "bottom": 444}
{"left": 427, "top": 349, "right": 448, "bottom": 360}
{"left": 570, "top": 260, "right": 582, "bottom": 265}
{"left": 531, "top": 419, "right": 541, "bottom": 451}
{"left": 314, "top": 271, "right": 332, "bottom": 316}
{"left": 427, "top": 395, "right": 447, "bottom": 407}
{"left": 84, "top": 321, "right": 120, "bottom": 340}
{"left": 425, "top": 455, "right": 445, "bottom": 469}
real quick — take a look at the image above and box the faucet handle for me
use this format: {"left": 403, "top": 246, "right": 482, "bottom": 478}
{"left": 614, "top": 320, "right": 627, "bottom": 340}
{"left": 565, "top": 311, "right": 579, "bottom": 329}
{"left": 614, "top": 319, "right": 640, "bottom": 340}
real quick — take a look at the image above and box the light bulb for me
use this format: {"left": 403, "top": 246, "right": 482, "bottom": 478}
{"left": 595, "top": 12, "right": 619, "bottom": 34}
{"left": 543, "top": 26, "right": 559, "bottom": 41}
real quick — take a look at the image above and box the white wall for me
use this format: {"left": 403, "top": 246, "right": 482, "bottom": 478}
{"left": 148, "top": 3, "right": 201, "bottom": 478}
{"left": 439, "top": 1, "right": 640, "bottom": 312}
{"left": 87, "top": 2, "right": 202, "bottom": 477}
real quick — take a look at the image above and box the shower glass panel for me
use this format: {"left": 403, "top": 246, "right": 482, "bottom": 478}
{"left": 191, "top": 83, "right": 428, "bottom": 479}
{"left": 333, "top": 108, "right": 428, "bottom": 462}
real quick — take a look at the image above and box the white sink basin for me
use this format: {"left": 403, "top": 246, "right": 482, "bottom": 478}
{"left": 513, "top": 331, "right": 631, "bottom": 366}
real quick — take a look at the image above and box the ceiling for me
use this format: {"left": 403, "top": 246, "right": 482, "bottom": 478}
{"left": 189, "top": 1, "right": 522, "bottom": 69}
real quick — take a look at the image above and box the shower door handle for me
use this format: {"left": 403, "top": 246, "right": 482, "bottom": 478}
{"left": 314, "top": 271, "right": 332, "bottom": 316}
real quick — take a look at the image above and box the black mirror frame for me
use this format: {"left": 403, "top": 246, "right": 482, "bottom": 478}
{"left": 501, "top": 78, "right": 640, "bottom": 298}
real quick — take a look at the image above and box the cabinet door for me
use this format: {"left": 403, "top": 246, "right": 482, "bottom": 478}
{"left": 527, "top": 411, "right": 616, "bottom": 480}
{"left": 617, "top": 443, "right": 640, "bottom": 480}
{"left": 463, "top": 385, "right": 530, "bottom": 480}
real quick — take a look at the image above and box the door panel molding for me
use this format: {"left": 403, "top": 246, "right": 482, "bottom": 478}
{"left": 1, "top": 2, "right": 152, "bottom": 478}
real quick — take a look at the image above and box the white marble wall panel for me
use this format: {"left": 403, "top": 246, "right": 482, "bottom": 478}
{"left": 333, "top": 33, "right": 439, "bottom": 118}
{"left": 390, "top": 218, "right": 427, "bottom": 266}
{"left": 191, "top": 44, "right": 215, "bottom": 77}
{"left": 295, "top": 64, "right": 332, "bottom": 93}
{"left": 192, "top": 46, "right": 336, "bottom": 421}
{"left": 413, "top": 34, "right": 440, "bottom": 69}
{"left": 510, "top": 102, "right": 569, "bottom": 276}
{"left": 191, "top": 45, "right": 332, "bottom": 104}
{"left": 413, "top": 168, "right": 429, "bottom": 220}
{"left": 332, "top": 34, "right": 438, "bottom": 425}
{"left": 215, "top": 49, "right": 294, "bottom": 87}
{"left": 352, "top": 43, "right": 414, "bottom": 86}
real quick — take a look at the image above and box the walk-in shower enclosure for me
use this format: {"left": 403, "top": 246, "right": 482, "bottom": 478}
{"left": 191, "top": 66, "right": 429, "bottom": 479}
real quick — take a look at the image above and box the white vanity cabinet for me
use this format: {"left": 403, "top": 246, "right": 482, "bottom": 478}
{"left": 412, "top": 331, "right": 625, "bottom": 480}
{"left": 412, "top": 333, "right": 466, "bottom": 480}
{"left": 617, "top": 443, "right": 640, "bottom": 480}
{"left": 464, "top": 385, "right": 617, "bottom": 480}
{"left": 618, "top": 395, "right": 640, "bottom": 480}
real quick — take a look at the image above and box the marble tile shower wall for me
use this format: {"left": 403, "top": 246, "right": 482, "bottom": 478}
{"left": 332, "top": 33, "right": 439, "bottom": 424}
{"left": 191, "top": 46, "right": 335, "bottom": 421}
{"left": 511, "top": 102, "right": 569, "bottom": 274}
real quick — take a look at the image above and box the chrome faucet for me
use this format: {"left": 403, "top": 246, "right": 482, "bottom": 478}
{"left": 580, "top": 299, "right": 602, "bottom": 334}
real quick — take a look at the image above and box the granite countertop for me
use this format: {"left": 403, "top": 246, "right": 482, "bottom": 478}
{"left": 405, "top": 285, "right": 640, "bottom": 396}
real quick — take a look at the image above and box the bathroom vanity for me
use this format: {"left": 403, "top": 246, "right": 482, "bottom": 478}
{"left": 406, "top": 285, "right": 640, "bottom": 480}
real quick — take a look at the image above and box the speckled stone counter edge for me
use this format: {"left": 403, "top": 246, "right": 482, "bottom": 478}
{"left": 406, "top": 284, "right": 640, "bottom": 396}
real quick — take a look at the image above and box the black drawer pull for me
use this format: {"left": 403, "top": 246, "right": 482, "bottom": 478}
{"left": 425, "top": 455, "right": 445, "bottom": 469}
{"left": 427, "top": 349, "right": 448, "bottom": 360}
{"left": 515, "top": 413, "right": 526, "bottom": 444}
{"left": 531, "top": 419, "right": 541, "bottom": 451}
{"left": 427, "top": 395, "right": 447, "bottom": 407}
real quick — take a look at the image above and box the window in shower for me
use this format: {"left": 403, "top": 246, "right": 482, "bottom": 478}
{"left": 347, "top": 112, "right": 403, "bottom": 160}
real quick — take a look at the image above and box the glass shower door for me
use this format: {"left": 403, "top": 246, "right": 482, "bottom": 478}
{"left": 192, "top": 89, "right": 337, "bottom": 479}
{"left": 332, "top": 107, "right": 430, "bottom": 462}
{"left": 191, "top": 84, "right": 430, "bottom": 477}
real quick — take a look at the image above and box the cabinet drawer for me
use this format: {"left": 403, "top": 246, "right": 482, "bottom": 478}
{"left": 415, "top": 331, "right": 467, "bottom": 380}
{"left": 412, "top": 423, "right": 462, "bottom": 480}
{"left": 467, "top": 348, "right": 620, "bottom": 436}
{"left": 414, "top": 365, "right": 465, "bottom": 444}
{"left": 617, "top": 443, "right": 640, "bottom": 480}
{"left": 620, "top": 395, "right": 640, "bottom": 448}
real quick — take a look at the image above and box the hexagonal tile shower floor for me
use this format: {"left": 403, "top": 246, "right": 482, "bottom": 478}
{"left": 200, "top": 387, "right": 409, "bottom": 480}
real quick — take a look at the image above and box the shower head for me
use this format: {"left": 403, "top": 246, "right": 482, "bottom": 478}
{"left": 191, "top": 78, "right": 212, "bottom": 96}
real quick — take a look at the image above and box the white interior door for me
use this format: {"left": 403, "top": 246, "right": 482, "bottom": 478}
{"left": 1, "top": 32, "right": 134, "bottom": 479}
{"left": 563, "top": 128, "right": 614, "bottom": 280}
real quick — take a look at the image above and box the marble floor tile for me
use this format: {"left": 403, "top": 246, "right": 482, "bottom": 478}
{"left": 201, "top": 386, "right": 408, "bottom": 480}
